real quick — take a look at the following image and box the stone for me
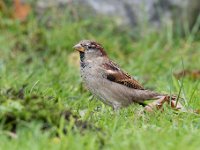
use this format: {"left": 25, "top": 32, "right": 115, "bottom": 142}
{"left": 34, "top": 0, "right": 200, "bottom": 30}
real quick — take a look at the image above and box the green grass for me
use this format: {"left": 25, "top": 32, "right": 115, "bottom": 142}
{"left": 0, "top": 8, "right": 200, "bottom": 150}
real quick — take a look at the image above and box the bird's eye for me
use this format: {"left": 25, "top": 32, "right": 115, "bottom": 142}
{"left": 88, "top": 46, "right": 92, "bottom": 49}
{"left": 87, "top": 45, "right": 95, "bottom": 49}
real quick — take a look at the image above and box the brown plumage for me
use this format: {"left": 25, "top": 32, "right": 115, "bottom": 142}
{"left": 102, "top": 62, "right": 144, "bottom": 90}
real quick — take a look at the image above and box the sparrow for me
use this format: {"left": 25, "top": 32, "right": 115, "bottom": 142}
{"left": 73, "top": 40, "right": 182, "bottom": 111}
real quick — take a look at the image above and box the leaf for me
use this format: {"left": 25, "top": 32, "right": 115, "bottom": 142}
{"left": 174, "top": 69, "right": 200, "bottom": 80}
{"left": 13, "top": 0, "right": 31, "bottom": 21}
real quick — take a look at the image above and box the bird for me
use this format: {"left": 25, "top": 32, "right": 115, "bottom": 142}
{"left": 73, "top": 40, "right": 182, "bottom": 111}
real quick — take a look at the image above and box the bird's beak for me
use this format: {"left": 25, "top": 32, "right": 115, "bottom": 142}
{"left": 73, "top": 44, "right": 85, "bottom": 52}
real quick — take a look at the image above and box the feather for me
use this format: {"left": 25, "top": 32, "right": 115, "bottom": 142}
{"left": 102, "top": 61, "right": 144, "bottom": 90}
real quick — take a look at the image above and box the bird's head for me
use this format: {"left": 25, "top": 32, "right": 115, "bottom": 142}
{"left": 73, "top": 40, "right": 107, "bottom": 61}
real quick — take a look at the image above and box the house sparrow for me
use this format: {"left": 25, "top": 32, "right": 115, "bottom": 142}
{"left": 73, "top": 40, "right": 182, "bottom": 111}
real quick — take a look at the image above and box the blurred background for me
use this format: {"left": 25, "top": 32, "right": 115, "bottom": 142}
{"left": 1, "top": 0, "right": 199, "bottom": 86}
{"left": 1, "top": 0, "right": 200, "bottom": 36}
{"left": 0, "top": 0, "right": 200, "bottom": 149}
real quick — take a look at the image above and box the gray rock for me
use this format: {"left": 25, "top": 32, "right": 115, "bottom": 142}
{"left": 35, "top": 0, "right": 200, "bottom": 29}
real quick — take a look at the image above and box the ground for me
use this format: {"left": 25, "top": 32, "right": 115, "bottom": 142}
{"left": 0, "top": 7, "right": 200, "bottom": 150}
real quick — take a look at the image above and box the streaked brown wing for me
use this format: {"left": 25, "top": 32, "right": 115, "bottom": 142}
{"left": 102, "top": 61, "right": 144, "bottom": 90}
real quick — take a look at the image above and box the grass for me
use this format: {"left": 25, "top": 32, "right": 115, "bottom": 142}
{"left": 0, "top": 7, "right": 200, "bottom": 150}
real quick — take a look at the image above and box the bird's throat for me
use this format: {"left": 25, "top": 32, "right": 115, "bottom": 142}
{"left": 79, "top": 52, "right": 86, "bottom": 68}
{"left": 79, "top": 52, "right": 85, "bottom": 61}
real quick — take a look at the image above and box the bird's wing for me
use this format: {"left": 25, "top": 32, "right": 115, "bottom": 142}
{"left": 102, "top": 61, "right": 144, "bottom": 90}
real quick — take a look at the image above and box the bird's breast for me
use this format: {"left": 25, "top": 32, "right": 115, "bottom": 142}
{"left": 80, "top": 62, "right": 104, "bottom": 87}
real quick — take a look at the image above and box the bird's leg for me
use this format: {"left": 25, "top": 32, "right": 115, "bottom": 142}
{"left": 113, "top": 104, "right": 121, "bottom": 111}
